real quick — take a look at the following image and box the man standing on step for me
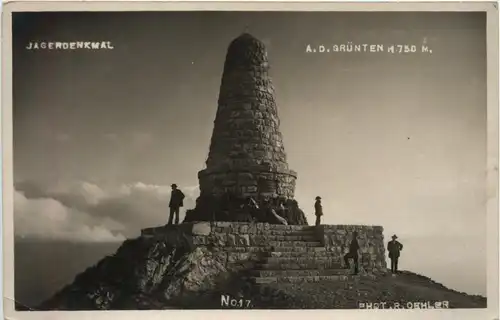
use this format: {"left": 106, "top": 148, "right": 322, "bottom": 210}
{"left": 387, "top": 234, "right": 403, "bottom": 274}
{"left": 314, "top": 196, "right": 323, "bottom": 226}
{"left": 343, "top": 231, "right": 360, "bottom": 275}
{"left": 168, "top": 183, "right": 185, "bottom": 225}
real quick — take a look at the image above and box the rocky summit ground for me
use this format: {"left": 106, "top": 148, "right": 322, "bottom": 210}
{"left": 240, "top": 272, "right": 487, "bottom": 309}
{"left": 27, "top": 235, "right": 486, "bottom": 311}
{"left": 180, "top": 270, "right": 486, "bottom": 310}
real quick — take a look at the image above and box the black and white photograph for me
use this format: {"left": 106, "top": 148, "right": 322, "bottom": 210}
{"left": 2, "top": 1, "right": 499, "bottom": 316}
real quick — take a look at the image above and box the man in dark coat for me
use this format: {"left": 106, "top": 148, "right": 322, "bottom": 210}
{"left": 168, "top": 184, "right": 185, "bottom": 225}
{"left": 343, "top": 231, "right": 360, "bottom": 275}
{"left": 314, "top": 196, "right": 323, "bottom": 226}
{"left": 387, "top": 234, "right": 403, "bottom": 274}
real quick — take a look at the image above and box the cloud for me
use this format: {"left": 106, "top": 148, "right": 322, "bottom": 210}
{"left": 14, "top": 181, "right": 199, "bottom": 242}
{"left": 14, "top": 190, "right": 126, "bottom": 242}
{"left": 55, "top": 133, "right": 71, "bottom": 143}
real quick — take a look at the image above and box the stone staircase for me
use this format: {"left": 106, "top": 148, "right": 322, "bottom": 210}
{"left": 241, "top": 226, "right": 355, "bottom": 284}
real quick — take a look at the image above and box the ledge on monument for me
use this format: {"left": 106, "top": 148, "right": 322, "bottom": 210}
{"left": 198, "top": 166, "right": 298, "bottom": 178}
{"left": 141, "top": 222, "right": 385, "bottom": 238}
{"left": 141, "top": 222, "right": 212, "bottom": 237}
{"left": 317, "top": 224, "right": 384, "bottom": 233}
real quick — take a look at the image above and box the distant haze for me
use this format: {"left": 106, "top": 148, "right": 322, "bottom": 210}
{"left": 12, "top": 11, "right": 487, "bottom": 307}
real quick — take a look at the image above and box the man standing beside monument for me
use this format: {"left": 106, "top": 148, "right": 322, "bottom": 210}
{"left": 343, "top": 231, "right": 360, "bottom": 275}
{"left": 387, "top": 234, "right": 403, "bottom": 274}
{"left": 168, "top": 184, "right": 185, "bottom": 225}
{"left": 314, "top": 196, "right": 323, "bottom": 226}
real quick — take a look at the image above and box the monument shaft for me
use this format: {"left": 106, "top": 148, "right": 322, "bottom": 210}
{"left": 198, "top": 33, "right": 297, "bottom": 200}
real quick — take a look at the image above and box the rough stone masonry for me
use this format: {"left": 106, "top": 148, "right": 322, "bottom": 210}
{"left": 198, "top": 33, "right": 297, "bottom": 200}
{"left": 186, "top": 33, "right": 308, "bottom": 224}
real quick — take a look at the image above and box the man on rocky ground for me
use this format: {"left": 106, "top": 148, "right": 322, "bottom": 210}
{"left": 387, "top": 234, "right": 403, "bottom": 274}
{"left": 168, "top": 184, "right": 185, "bottom": 225}
{"left": 343, "top": 231, "right": 360, "bottom": 275}
{"left": 314, "top": 196, "right": 323, "bottom": 226}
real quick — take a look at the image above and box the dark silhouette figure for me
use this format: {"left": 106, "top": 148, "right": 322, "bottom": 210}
{"left": 314, "top": 196, "right": 323, "bottom": 226}
{"left": 168, "top": 184, "right": 185, "bottom": 225}
{"left": 343, "top": 231, "right": 360, "bottom": 275}
{"left": 387, "top": 234, "right": 403, "bottom": 274}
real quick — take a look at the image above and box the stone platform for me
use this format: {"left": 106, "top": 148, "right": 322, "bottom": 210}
{"left": 141, "top": 222, "right": 387, "bottom": 284}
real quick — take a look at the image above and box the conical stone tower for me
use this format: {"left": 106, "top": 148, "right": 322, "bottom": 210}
{"left": 198, "top": 33, "right": 297, "bottom": 200}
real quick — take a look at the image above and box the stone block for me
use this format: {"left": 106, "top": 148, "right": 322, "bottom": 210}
{"left": 239, "top": 224, "right": 249, "bottom": 234}
{"left": 247, "top": 223, "right": 258, "bottom": 234}
{"left": 227, "top": 234, "right": 237, "bottom": 246}
{"left": 235, "top": 234, "right": 250, "bottom": 246}
{"left": 227, "top": 252, "right": 251, "bottom": 263}
{"left": 192, "top": 236, "right": 208, "bottom": 245}
{"left": 216, "top": 222, "right": 232, "bottom": 228}
{"left": 191, "top": 222, "right": 211, "bottom": 236}
{"left": 337, "top": 229, "right": 347, "bottom": 235}
{"left": 211, "top": 233, "right": 227, "bottom": 247}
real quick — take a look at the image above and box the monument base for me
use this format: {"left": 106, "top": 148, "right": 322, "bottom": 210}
{"left": 141, "top": 222, "right": 388, "bottom": 279}
{"left": 183, "top": 194, "right": 308, "bottom": 225}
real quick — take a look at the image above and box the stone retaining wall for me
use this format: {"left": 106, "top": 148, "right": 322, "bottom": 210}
{"left": 315, "top": 225, "right": 387, "bottom": 272}
{"left": 141, "top": 222, "right": 387, "bottom": 273}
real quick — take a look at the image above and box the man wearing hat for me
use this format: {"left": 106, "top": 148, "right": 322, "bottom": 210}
{"left": 387, "top": 234, "right": 404, "bottom": 274}
{"left": 314, "top": 196, "right": 323, "bottom": 226}
{"left": 168, "top": 183, "right": 185, "bottom": 225}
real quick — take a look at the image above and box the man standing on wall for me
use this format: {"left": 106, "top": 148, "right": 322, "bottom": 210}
{"left": 314, "top": 196, "right": 323, "bottom": 226}
{"left": 168, "top": 183, "right": 185, "bottom": 225}
{"left": 387, "top": 234, "right": 403, "bottom": 274}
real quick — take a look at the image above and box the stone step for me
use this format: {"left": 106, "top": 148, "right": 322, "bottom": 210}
{"left": 261, "top": 225, "right": 317, "bottom": 231}
{"left": 263, "top": 230, "right": 318, "bottom": 236}
{"left": 250, "top": 235, "right": 318, "bottom": 242}
{"left": 214, "top": 246, "right": 329, "bottom": 253}
{"left": 268, "top": 241, "right": 323, "bottom": 247}
{"left": 258, "top": 261, "right": 344, "bottom": 270}
{"left": 216, "top": 246, "right": 327, "bottom": 253}
{"left": 269, "top": 246, "right": 327, "bottom": 253}
{"left": 215, "top": 247, "right": 271, "bottom": 253}
{"left": 250, "top": 275, "right": 353, "bottom": 284}
{"left": 265, "top": 257, "right": 342, "bottom": 264}
{"left": 211, "top": 222, "right": 317, "bottom": 233}
{"left": 266, "top": 251, "right": 340, "bottom": 258}
{"left": 251, "top": 269, "right": 352, "bottom": 277}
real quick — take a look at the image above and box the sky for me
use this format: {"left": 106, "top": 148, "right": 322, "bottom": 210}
{"left": 12, "top": 11, "right": 487, "bottom": 302}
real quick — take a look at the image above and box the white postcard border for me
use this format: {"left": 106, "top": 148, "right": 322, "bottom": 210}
{"left": 1, "top": 1, "right": 498, "bottom": 320}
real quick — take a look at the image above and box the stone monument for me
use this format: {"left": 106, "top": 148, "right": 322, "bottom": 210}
{"left": 185, "top": 33, "right": 308, "bottom": 224}
{"left": 37, "top": 33, "right": 484, "bottom": 312}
